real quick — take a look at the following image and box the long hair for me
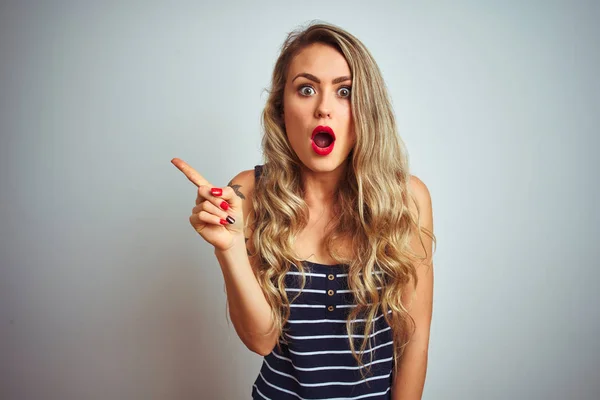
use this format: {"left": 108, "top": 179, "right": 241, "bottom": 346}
{"left": 246, "top": 21, "right": 435, "bottom": 379}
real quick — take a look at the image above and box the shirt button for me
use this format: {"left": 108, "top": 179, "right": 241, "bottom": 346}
{"left": 328, "top": 274, "right": 335, "bottom": 280}
{"left": 327, "top": 305, "right": 335, "bottom": 312}
{"left": 327, "top": 289, "right": 335, "bottom": 296}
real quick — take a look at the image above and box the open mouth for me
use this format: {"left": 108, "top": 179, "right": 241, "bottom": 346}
{"left": 313, "top": 131, "right": 335, "bottom": 148}
{"left": 311, "top": 126, "right": 336, "bottom": 155}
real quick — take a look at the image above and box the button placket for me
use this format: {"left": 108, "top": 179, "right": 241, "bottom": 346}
{"left": 326, "top": 269, "right": 338, "bottom": 314}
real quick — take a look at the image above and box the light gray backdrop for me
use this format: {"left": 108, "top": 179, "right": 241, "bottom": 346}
{"left": 1, "top": 1, "right": 598, "bottom": 399}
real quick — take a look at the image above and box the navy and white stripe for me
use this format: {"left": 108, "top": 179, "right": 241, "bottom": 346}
{"left": 250, "top": 260, "right": 394, "bottom": 399}
{"left": 251, "top": 164, "right": 394, "bottom": 399}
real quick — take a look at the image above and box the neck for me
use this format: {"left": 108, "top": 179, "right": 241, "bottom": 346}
{"left": 300, "top": 161, "right": 348, "bottom": 208}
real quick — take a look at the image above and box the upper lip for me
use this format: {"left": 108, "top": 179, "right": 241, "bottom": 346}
{"left": 311, "top": 125, "right": 336, "bottom": 140}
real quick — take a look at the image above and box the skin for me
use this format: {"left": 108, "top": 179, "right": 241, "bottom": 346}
{"left": 173, "top": 41, "right": 434, "bottom": 400}
{"left": 393, "top": 176, "right": 434, "bottom": 400}
{"left": 283, "top": 42, "right": 356, "bottom": 209}
{"left": 283, "top": 43, "right": 434, "bottom": 399}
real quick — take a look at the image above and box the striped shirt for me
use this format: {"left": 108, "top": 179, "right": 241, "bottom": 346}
{"left": 251, "top": 165, "right": 394, "bottom": 399}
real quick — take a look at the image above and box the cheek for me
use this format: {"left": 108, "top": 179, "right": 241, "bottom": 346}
{"left": 283, "top": 99, "right": 306, "bottom": 129}
{"left": 345, "top": 106, "right": 355, "bottom": 143}
{"left": 341, "top": 104, "right": 353, "bottom": 129}
{"left": 283, "top": 107, "right": 298, "bottom": 133}
{"left": 344, "top": 102, "right": 353, "bottom": 118}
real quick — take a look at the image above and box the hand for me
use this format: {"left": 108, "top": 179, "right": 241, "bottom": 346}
{"left": 171, "top": 158, "right": 244, "bottom": 252}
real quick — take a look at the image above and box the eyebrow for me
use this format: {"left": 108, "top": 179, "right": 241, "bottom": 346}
{"left": 292, "top": 72, "right": 352, "bottom": 84}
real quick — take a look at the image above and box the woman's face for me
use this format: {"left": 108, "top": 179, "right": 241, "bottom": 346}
{"left": 282, "top": 43, "right": 355, "bottom": 170}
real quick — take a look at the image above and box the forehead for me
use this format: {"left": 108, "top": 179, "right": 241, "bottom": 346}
{"left": 287, "top": 43, "right": 351, "bottom": 80}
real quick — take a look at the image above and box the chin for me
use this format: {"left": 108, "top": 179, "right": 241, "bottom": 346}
{"left": 304, "top": 155, "right": 350, "bottom": 171}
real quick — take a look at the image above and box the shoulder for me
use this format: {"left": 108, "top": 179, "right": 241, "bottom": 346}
{"left": 407, "top": 175, "right": 433, "bottom": 225}
{"left": 226, "top": 168, "right": 259, "bottom": 238}
{"left": 408, "top": 175, "right": 431, "bottom": 208}
{"left": 227, "top": 168, "right": 256, "bottom": 198}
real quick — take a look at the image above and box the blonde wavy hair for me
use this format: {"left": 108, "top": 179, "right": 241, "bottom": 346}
{"left": 246, "top": 21, "right": 435, "bottom": 379}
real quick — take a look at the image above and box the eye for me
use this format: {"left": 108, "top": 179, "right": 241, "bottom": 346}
{"left": 299, "top": 85, "right": 316, "bottom": 96}
{"left": 337, "top": 86, "right": 351, "bottom": 98}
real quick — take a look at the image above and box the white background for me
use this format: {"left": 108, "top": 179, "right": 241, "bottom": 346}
{"left": 1, "top": 1, "right": 598, "bottom": 399}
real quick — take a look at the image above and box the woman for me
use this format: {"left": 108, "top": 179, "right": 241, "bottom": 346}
{"left": 173, "top": 21, "right": 435, "bottom": 400}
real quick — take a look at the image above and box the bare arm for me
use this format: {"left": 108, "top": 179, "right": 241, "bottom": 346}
{"left": 391, "top": 176, "right": 435, "bottom": 400}
{"left": 215, "top": 170, "right": 279, "bottom": 356}
{"left": 172, "top": 158, "right": 278, "bottom": 357}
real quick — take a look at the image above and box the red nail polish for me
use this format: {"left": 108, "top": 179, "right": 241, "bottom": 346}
{"left": 220, "top": 219, "right": 227, "bottom": 225}
{"left": 220, "top": 201, "right": 229, "bottom": 210}
{"left": 211, "top": 188, "right": 222, "bottom": 196}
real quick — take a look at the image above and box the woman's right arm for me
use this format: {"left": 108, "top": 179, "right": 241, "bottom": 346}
{"left": 172, "top": 159, "right": 278, "bottom": 356}
{"left": 214, "top": 169, "right": 279, "bottom": 356}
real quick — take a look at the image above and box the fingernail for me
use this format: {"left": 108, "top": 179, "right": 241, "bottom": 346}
{"left": 226, "top": 216, "right": 235, "bottom": 224}
{"left": 220, "top": 201, "right": 229, "bottom": 210}
{"left": 211, "top": 188, "right": 222, "bottom": 196}
{"left": 220, "top": 219, "right": 228, "bottom": 225}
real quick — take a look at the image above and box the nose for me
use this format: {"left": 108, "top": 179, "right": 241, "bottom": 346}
{"left": 314, "top": 92, "right": 332, "bottom": 119}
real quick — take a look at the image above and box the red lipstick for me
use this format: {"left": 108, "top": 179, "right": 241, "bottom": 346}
{"left": 311, "top": 125, "right": 336, "bottom": 156}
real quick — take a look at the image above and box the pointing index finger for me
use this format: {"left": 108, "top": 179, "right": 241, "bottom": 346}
{"left": 171, "top": 158, "right": 211, "bottom": 188}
